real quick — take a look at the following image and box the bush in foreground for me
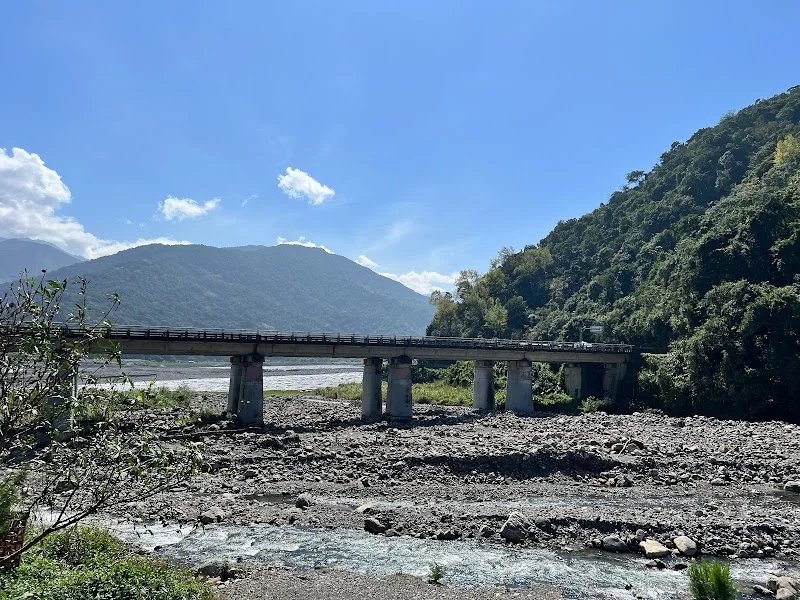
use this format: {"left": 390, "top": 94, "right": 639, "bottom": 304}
{"left": 0, "top": 526, "right": 216, "bottom": 600}
{"left": 688, "top": 559, "right": 736, "bottom": 600}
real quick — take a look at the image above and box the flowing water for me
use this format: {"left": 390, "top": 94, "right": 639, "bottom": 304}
{"left": 90, "top": 362, "right": 363, "bottom": 392}
{"left": 106, "top": 519, "right": 789, "bottom": 599}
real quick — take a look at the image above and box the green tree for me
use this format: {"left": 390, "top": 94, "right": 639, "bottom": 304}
{"left": 0, "top": 273, "right": 204, "bottom": 566}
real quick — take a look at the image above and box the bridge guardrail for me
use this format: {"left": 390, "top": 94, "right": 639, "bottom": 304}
{"left": 42, "top": 324, "right": 634, "bottom": 354}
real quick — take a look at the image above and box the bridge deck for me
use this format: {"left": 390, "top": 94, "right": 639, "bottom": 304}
{"left": 73, "top": 326, "right": 633, "bottom": 363}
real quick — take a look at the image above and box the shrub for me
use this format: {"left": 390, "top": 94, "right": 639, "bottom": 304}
{"left": 427, "top": 562, "right": 444, "bottom": 584}
{"left": 1, "top": 526, "right": 216, "bottom": 600}
{"left": 688, "top": 559, "right": 736, "bottom": 600}
{"left": 580, "top": 396, "right": 612, "bottom": 413}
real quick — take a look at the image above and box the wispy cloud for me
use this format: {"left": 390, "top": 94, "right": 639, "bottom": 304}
{"left": 0, "top": 147, "right": 189, "bottom": 259}
{"left": 368, "top": 219, "right": 415, "bottom": 252}
{"left": 355, "top": 254, "right": 379, "bottom": 269}
{"left": 158, "top": 196, "right": 221, "bottom": 221}
{"left": 276, "top": 236, "right": 333, "bottom": 254}
{"left": 277, "top": 167, "right": 335, "bottom": 205}
{"left": 241, "top": 194, "right": 258, "bottom": 207}
{"left": 379, "top": 270, "right": 458, "bottom": 295}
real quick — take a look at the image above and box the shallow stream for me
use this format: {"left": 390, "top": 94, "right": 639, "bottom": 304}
{"left": 107, "top": 519, "right": 791, "bottom": 600}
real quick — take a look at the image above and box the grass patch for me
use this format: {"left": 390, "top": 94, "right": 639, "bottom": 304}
{"left": 1, "top": 526, "right": 216, "bottom": 599}
{"left": 77, "top": 385, "right": 193, "bottom": 421}
{"left": 314, "top": 381, "right": 510, "bottom": 408}
{"left": 687, "top": 559, "right": 736, "bottom": 600}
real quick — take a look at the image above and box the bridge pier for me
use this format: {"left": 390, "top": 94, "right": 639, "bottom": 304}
{"left": 234, "top": 354, "right": 264, "bottom": 426}
{"left": 563, "top": 364, "right": 583, "bottom": 400}
{"left": 386, "top": 356, "right": 412, "bottom": 421}
{"left": 602, "top": 363, "right": 627, "bottom": 402}
{"left": 361, "top": 358, "right": 383, "bottom": 419}
{"left": 227, "top": 356, "right": 245, "bottom": 414}
{"left": 505, "top": 360, "right": 533, "bottom": 415}
{"left": 472, "top": 360, "right": 494, "bottom": 411}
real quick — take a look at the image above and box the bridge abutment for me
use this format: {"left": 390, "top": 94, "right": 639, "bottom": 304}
{"left": 563, "top": 364, "right": 583, "bottom": 400}
{"left": 361, "top": 358, "right": 383, "bottom": 419}
{"left": 472, "top": 360, "right": 494, "bottom": 411}
{"left": 386, "top": 356, "right": 412, "bottom": 421}
{"left": 235, "top": 354, "right": 264, "bottom": 426}
{"left": 505, "top": 360, "right": 533, "bottom": 415}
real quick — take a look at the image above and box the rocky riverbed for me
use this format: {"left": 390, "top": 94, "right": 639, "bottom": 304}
{"left": 112, "top": 393, "right": 800, "bottom": 597}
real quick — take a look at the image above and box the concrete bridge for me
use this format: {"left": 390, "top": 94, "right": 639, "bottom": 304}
{"left": 76, "top": 326, "right": 633, "bottom": 425}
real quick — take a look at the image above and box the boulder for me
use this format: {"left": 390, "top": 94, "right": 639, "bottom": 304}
{"left": 673, "top": 535, "right": 698, "bottom": 556}
{"left": 364, "top": 517, "right": 388, "bottom": 535}
{"left": 478, "top": 525, "right": 495, "bottom": 538}
{"left": 435, "top": 529, "right": 461, "bottom": 541}
{"left": 640, "top": 539, "right": 671, "bottom": 558}
{"left": 601, "top": 535, "right": 629, "bottom": 553}
{"left": 776, "top": 589, "right": 797, "bottom": 600}
{"left": 295, "top": 492, "right": 313, "bottom": 509}
{"left": 534, "top": 516, "right": 553, "bottom": 531}
{"left": 500, "top": 512, "right": 532, "bottom": 543}
{"left": 785, "top": 481, "right": 800, "bottom": 493}
{"left": 199, "top": 506, "right": 225, "bottom": 524}
{"left": 355, "top": 502, "right": 377, "bottom": 514}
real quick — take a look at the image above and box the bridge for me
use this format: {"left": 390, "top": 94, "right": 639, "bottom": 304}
{"left": 74, "top": 326, "right": 633, "bottom": 425}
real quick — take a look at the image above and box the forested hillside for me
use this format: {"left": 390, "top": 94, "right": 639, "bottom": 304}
{"left": 45, "top": 244, "right": 435, "bottom": 334}
{"left": 0, "top": 238, "right": 82, "bottom": 281}
{"left": 427, "top": 86, "right": 800, "bottom": 421}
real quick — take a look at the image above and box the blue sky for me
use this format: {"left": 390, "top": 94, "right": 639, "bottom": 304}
{"left": 1, "top": 1, "right": 798, "bottom": 293}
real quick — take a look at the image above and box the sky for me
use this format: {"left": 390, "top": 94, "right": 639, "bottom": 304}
{"left": 1, "top": 1, "right": 798, "bottom": 294}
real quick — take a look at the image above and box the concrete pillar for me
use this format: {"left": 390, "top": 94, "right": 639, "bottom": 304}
{"left": 227, "top": 356, "right": 245, "bottom": 415}
{"left": 237, "top": 354, "right": 264, "bottom": 426}
{"left": 386, "top": 356, "right": 412, "bottom": 421}
{"left": 602, "top": 363, "right": 627, "bottom": 402}
{"left": 472, "top": 360, "right": 494, "bottom": 411}
{"left": 505, "top": 360, "right": 533, "bottom": 415}
{"left": 563, "top": 364, "right": 583, "bottom": 400}
{"left": 361, "top": 358, "right": 383, "bottom": 419}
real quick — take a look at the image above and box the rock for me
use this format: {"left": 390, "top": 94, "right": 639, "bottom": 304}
{"left": 672, "top": 563, "right": 688, "bottom": 571}
{"left": 785, "top": 481, "right": 800, "bottom": 493}
{"left": 199, "top": 506, "right": 225, "bottom": 524}
{"left": 777, "top": 577, "right": 798, "bottom": 593}
{"left": 768, "top": 575, "right": 780, "bottom": 592}
{"left": 534, "top": 516, "right": 553, "bottom": 531}
{"left": 602, "top": 535, "right": 629, "bottom": 553}
{"left": 244, "top": 468, "right": 257, "bottom": 479}
{"left": 640, "top": 539, "right": 670, "bottom": 558}
{"left": 355, "top": 502, "right": 376, "bottom": 514}
{"left": 197, "top": 562, "right": 225, "bottom": 577}
{"left": 364, "top": 517, "right": 388, "bottom": 534}
{"left": 384, "top": 528, "right": 400, "bottom": 537}
{"left": 674, "top": 535, "right": 698, "bottom": 556}
{"left": 500, "top": 512, "right": 533, "bottom": 543}
{"left": 776, "top": 588, "right": 797, "bottom": 600}
{"left": 478, "top": 525, "right": 495, "bottom": 538}
{"left": 753, "top": 585, "right": 772, "bottom": 596}
{"left": 645, "top": 559, "right": 665, "bottom": 569}
{"left": 435, "top": 529, "right": 461, "bottom": 541}
{"left": 295, "top": 492, "right": 313, "bottom": 509}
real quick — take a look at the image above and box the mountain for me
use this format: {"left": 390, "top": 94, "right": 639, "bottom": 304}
{"left": 47, "top": 244, "right": 435, "bottom": 335}
{"left": 427, "top": 85, "right": 800, "bottom": 421}
{"left": 0, "top": 238, "right": 83, "bottom": 282}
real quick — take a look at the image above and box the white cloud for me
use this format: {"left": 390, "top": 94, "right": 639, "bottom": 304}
{"left": 241, "top": 194, "right": 258, "bottom": 207}
{"left": 379, "top": 270, "right": 458, "bottom": 295}
{"left": 276, "top": 236, "right": 333, "bottom": 254}
{"left": 356, "top": 254, "right": 379, "bottom": 269}
{"left": 368, "top": 219, "right": 415, "bottom": 252}
{"left": 158, "top": 196, "right": 220, "bottom": 221}
{"left": 277, "top": 167, "right": 335, "bottom": 205}
{"left": 0, "top": 147, "right": 189, "bottom": 259}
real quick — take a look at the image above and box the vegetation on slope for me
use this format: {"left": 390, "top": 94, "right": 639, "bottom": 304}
{"left": 427, "top": 86, "right": 800, "bottom": 422}
{"left": 47, "top": 244, "right": 435, "bottom": 334}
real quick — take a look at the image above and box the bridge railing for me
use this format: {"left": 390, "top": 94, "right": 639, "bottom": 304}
{"left": 51, "top": 324, "right": 633, "bottom": 354}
